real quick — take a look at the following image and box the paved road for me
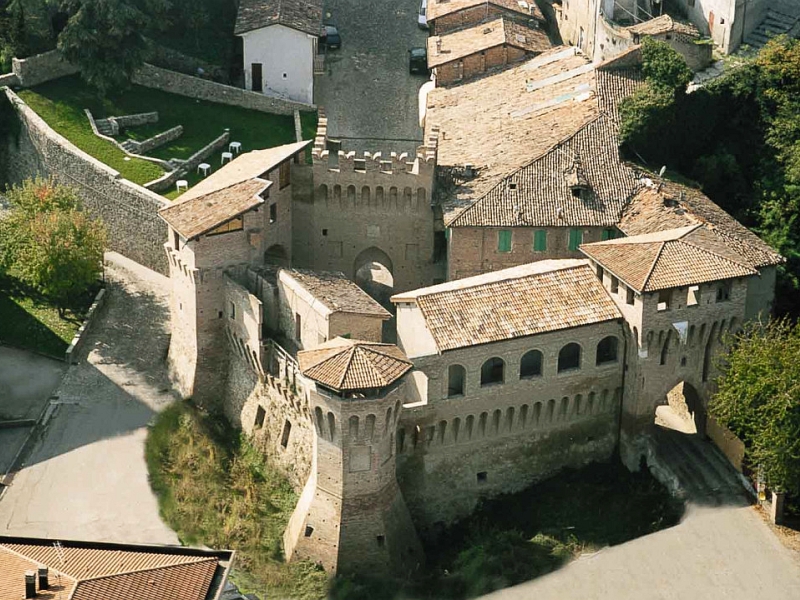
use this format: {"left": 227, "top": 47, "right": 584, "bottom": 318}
{"left": 488, "top": 503, "right": 800, "bottom": 600}
{"left": 316, "top": 0, "right": 428, "bottom": 155}
{"left": 0, "top": 253, "right": 178, "bottom": 544}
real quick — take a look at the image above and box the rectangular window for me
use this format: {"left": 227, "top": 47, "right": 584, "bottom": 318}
{"left": 498, "top": 230, "right": 512, "bottom": 252}
{"left": 280, "top": 420, "right": 292, "bottom": 448}
{"left": 173, "top": 230, "right": 180, "bottom": 250}
{"left": 626, "top": 286, "right": 635, "bottom": 305}
{"left": 254, "top": 405, "right": 266, "bottom": 429}
{"left": 610, "top": 275, "right": 619, "bottom": 294}
{"left": 716, "top": 281, "right": 731, "bottom": 302}
{"left": 601, "top": 228, "right": 616, "bottom": 241}
{"left": 568, "top": 228, "right": 582, "bottom": 251}
{"left": 279, "top": 161, "right": 291, "bottom": 189}
{"left": 688, "top": 285, "right": 700, "bottom": 306}
{"left": 229, "top": 301, "right": 236, "bottom": 319}
{"left": 295, "top": 313, "right": 302, "bottom": 341}
{"left": 269, "top": 203, "right": 277, "bottom": 224}
{"left": 658, "top": 289, "right": 672, "bottom": 311}
{"left": 596, "top": 264, "right": 604, "bottom": 280}
{"left": 533, "top": 229, "right": 547, "bottom": 251}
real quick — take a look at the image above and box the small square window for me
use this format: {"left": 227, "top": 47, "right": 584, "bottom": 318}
{"left": 477, "top": 471, "right": 488, "bottom": 484}
{"left": 376, "top": 535, "right": 385, "bottom": 547}
{"left": 304, "top": 525, "right": 314, "bottom": 537}
{"left": 657, "top": 289, "right": 671, "bottom": 311}
{"left": 322, "top": 228, "right": 328, "bottom": 236}
{"left": 688, "top": 285, "right": 700, "bottom": 306}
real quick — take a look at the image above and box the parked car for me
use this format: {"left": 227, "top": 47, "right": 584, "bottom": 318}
{"left": 321, "top": 24, "right": 341, "bottom": 50}
{"left": 418, "top": 0, "right": 428, "bottom": 29}
{"left": 409, "top": 47, "right": 428, "bottom": 75}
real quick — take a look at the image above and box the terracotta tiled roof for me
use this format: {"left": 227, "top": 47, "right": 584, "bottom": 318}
{"left": 447, "top": 115, "right": 641, "bottom": 227}
{"left": 618, "top": 179, "right": 784, "bottom": 269}
{"left": 393, "top": 260, "right": 621, "bottom": 352}
{"left": 0, "top": 537, "right": 232, "bottom": 600}
{"left": 158, "top": 179, "right": 269, "bottom": 240}
{"left": 580, "top": 225, "right": 759, "bottom": 292}
{"left": 298, "top": 338, "right": 412, "bottom": 392}
{"left": 235, "top": 0, "right": 323, "bottom": 35}
{"left": 595, "top": 67, "right": 645, "bottom": 122}
{"left": 178, "top": 140, "right": 311, "bottom": 203}
{"left": 627, "top": 14, "right": 700, "bottom": 37}
{"left": 427, "top": 0, "right": 544, "bottom": 23}
{"left": 282, "top": 269, "right": 391, "bottom": 318}
{"left": 426, "top": 46, "right": 598, "bottom": 222}
{"left": 427, "top": 18, "right": 550, "bottom": 67}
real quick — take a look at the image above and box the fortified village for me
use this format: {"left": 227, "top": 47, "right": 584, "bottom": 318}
{"left": 156, "top": 1, "right": 782, "bottom": 577}
{"left": 0, "top": 0, "right": 797, "bottom": 593}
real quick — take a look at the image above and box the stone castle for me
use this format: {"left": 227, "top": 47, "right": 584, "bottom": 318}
{"left": 157, "top": 51, "right": 782, "bottom": 576}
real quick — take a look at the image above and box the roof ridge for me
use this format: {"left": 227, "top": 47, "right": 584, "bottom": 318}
{"left": 675, "top": 237, "right": 757, "bottom": 273}
{"left": 641, "top": 241, "right": 667, "bottom": 291}
{"left": 361, "top": 347, "right": 391, "bottom": 386}
{"left": 337, "top": 346, "right": 358, "bottom": 389}
{"left": 73, "top": 556, "right": 218, "bottom": 584}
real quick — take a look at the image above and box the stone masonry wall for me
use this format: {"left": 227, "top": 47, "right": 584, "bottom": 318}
{"left": 11, "top": 51, "right": 79, "bottom": 87}
{"left": 3, "top": 88, "right": 169, "bottom": 274}
{"left": 132, "top": 64, "right": 314, "bottom": 116}
{"left": 127, "top": 125, "right": 183, "bottom": 155}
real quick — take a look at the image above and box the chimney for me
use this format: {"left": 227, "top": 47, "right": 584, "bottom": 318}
{"left": 24, "top": 571, "right": 36, "bottom": 599}
{"left": 38, "top": 566, "right": 49, "bottom": 591}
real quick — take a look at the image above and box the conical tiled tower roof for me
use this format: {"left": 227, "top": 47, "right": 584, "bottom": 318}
{"left": 297, "top": 338, "right": 412, "bottom": 393}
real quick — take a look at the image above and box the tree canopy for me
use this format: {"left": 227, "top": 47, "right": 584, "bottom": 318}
{"left": 0, "top": 178, "right": 106, "bottom": 310}
{"left": 710, "top": 319, "right": 800, "bottom": 495}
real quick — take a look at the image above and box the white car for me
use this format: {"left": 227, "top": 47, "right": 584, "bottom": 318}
{"left": 418, "top": 0, "right": 428, "bottom": 29}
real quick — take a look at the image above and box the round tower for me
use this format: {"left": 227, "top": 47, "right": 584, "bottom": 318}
{"left": 283, "top": 338, "right": 423, "bottom": 575}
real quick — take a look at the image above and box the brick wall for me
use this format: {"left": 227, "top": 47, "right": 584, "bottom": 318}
{"left": 448, "top": 225, "right": 611, "bottom": 280}
{"left": 4, "top": 89, "right": 169, "bottom": 274}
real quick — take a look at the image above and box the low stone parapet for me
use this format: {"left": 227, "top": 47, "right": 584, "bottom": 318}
{"left": 126, "top": 125, "right": 183, "bottom": 154}
{"left": 65, "top": 287, "right": 107, "bottom": 364}
{"left": 144, "top": 130, "right": 230, "bottom": 193}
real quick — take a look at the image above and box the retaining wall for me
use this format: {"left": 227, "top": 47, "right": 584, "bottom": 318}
{"left": 129, "top": 125, "right": 183, "bottom": 154}
{"left": 144, "top": 130, "right": 229, "bottom": 192}
{"left": 132, "top": 64, "right": 314, "bottom": 116}
{"left": 65, "top": 288, "right": 107, "bottom": 363}
{"left": 3, "top": 88, "right": 170, "bottom": 275}
{"left": 11, "top": 51, "right": 80, "bottom": 87}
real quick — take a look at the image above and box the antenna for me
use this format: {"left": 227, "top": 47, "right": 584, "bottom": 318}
{"left": 658, "top": 166, "right": 667, "bottom": 177}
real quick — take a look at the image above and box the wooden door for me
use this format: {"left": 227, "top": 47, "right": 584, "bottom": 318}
{"left": 252, "top": 63, "right": 263, "bottom": 92}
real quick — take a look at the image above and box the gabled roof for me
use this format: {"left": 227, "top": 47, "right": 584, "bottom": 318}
{"left": 298, "top": 338, "right": 412, "bottom": 392}
{"left": 178, "top": 140, "right": 311, "bottom": 203}
{"left": 235, "top": 0, "right": 323, "bottom": 36}
{"left": 427, "top": 0, "right": 544, "bottom": 23}
{"left": 0, "top": 536, "right": 233, "bottom": 600}
{"left": 426, "top": 46, "right": 598, "bottom": 222}
{"left": 427, "top": 18, "right": 550, "bottom": 67}
{"left": 580, "top": 225, "right": 759, "bottom": 292}
{"left": 618, "top": 179, "right": 784, "bottom": 270}
{"left": 392, "top": 260, "right": 621, "bottom": 352}
{"left": 159, "top": 179, "right": 269, "bottom": 240}
{"left": 281, "top": 269, "right": 391, "bottom": 318}
{"left": 447, "top": 114, "right": 640, "bottom": 227}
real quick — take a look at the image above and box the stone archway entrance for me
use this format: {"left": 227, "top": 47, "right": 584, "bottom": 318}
{"left": 264, "top": 244, "right": 289, "bottom": 267}
{"left": 353, "top": 247, "right": 394, "bottom": 308}
{"left": 655, "top": 381, "right": 707, "bottom": 436}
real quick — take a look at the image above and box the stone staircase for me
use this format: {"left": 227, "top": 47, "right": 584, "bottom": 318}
{"left": 94, "top": 118, "right": 116, "bottom": 137}
{"left": 744, "top": 8, "right": 800, "bottom": 50}
{"left": 651, "top": 425, "right": 752, "bottom": 506}
{"left": 120, "top": 139, "right": 138, "bottom": 153}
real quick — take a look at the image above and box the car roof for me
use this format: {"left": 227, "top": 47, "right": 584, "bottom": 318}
{"left": 324, "top": 24, "right": 338, "bottom": 33}
{"left": 410, "top": 47, "right": 427, "bottom": 57}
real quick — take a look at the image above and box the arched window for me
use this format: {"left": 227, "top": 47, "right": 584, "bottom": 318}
{"left": 596, "top": 336, "right": 618, "bottom": 365}
{"left": 520, "top": 350, "right": 543, "bottom": 378}
{"left": 447, "top": 364, "right": 466, "bottom": 397}
{"left": 480, "top": 357, "right": 505, "bottom": 386}
{"left": 558, "top": 343, "right": 581, "bottom": 372}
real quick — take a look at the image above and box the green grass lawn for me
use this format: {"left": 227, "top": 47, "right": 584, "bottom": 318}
{"left": 0, "top": 274, "right": 92, "bottom": 357}
{"left": 18, "top": 76, "right": 318, "bottom": 193}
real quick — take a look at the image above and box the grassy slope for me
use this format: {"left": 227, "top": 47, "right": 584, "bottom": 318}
{"left": 18, "top": 76, "right": 318, "bottom": 192}
{"left": 145, "top": 402, "right": 328, "bottom": 599}
{"left": 0, "top": 274, "right": 90, "bottom": 357}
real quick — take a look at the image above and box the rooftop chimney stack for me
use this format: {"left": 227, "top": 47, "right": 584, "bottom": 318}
{"left": 24, "top": 570, "right": 36, "bottom": 599}
{"left": 38, "top": 566, "right": 49, "bottom": 591}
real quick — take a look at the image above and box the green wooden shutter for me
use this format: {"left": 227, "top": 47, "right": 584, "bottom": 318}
{"left": 498, "top": 230, "right": 512, "bottom": 252}
{"left": 534, "top": 229, "right": 547, "bottom": 251}
{"left": 568, "top": 228, "right": 582, "bottom": 251}
{"left": 601, "top": 228, "right": 616, "bottom": 241}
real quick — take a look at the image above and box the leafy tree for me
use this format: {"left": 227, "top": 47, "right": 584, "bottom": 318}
{"left": 0, "top": 178, "right": 106, "bottom": 311}
{"left": 640, "top": 36, "right": 693, "bottom": 94}
{"left": 710, "top": 319, "right": 800, "bottom": 495}
{"left": 56, "top": 0, "right": 169, "bottom": 95}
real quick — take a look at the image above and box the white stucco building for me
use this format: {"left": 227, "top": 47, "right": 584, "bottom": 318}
{"left": 235, "top": 0, "right": 322, "bottom": 104}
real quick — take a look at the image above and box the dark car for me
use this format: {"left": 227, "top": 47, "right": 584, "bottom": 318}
{"left": 409, "top": 47, "right": 428, "bottom": 75}
{"left": 321, "top": 25, "right": 341, "bottom": 50}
